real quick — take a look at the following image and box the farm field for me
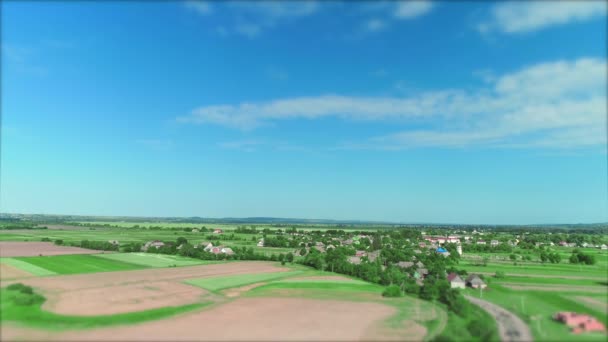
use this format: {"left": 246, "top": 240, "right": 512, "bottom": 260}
{"left": 467, "top": 284, "right": 607, "bottom": 342}
{"left": 11, "top": 255, "right": 144, "bottom": 275}
{"left": 94, "top": 253, "right": 216, "bottom": 268}
{"left": 1, "top": 261, "right": 445, "bottom": 341}
{"left": 0, "top": 241, "right": 100, "bottom": 257}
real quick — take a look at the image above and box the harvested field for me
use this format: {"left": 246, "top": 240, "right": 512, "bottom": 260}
{"left": 573, "top": 296, "right": 608, "bottom": 314}
{"left": 285, "top": 275, "right": 364, "bottom": 283}
{"left": 0, "top": 263, "right": 32, "bottom": 280}
{"left": 8, "top": 262, "right": 288, "bottom": 315}
{"left": 4, "top": 298, "right": 414, "bottom": 341}
{"left": 501, "top": 283, "right": 608, "bottom": 293}
{"left": 0, "top": 242, "right": 99, "bottom": 257}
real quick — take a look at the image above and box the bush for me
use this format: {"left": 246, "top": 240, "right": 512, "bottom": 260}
{"left": 54, "top": 239, "right": 64, "bottom": 245}
{"left": 382, "top": 284, "right": 403, "bottom": 297}
{"left": 494, "top": 271, "right": 506, "bottom": 279}
{"left": 7, "top": 283, "right": 32, "bottom": 293}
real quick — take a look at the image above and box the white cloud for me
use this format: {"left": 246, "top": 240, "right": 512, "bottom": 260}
{"left": 216, "top": 1, "right": 319, "bottom": 37}
{"left": 184, "top": 1, "right": 212, "bottom": 15}
{"left": 218, "top": 140, "right": 264, "bottom": 152}
{"left": 480, "top": 1, "right": 607, "bottom": 34}
{"left": 178, "top": 57, "right": 607, "bottom": 149}
{"left": 365, "top": 18, "right": 388, "bottom": 32}
{"left": 394, "top": 0, "right": 435, "bottom": 19}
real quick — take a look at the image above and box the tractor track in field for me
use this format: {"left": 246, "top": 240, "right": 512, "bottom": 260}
{"left": 465, "top": 295, "right": 533, "bottom": 342}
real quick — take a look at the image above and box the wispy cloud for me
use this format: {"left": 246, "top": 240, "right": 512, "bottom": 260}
{"left": 218, "top": 140, "right": 264, "bottom": 152}
{"left": 184, "top": 1, "right": 212, "bottom": 15}
{"left": 179, "top": 57, "right": 606, "bottom": 150}
{"left": 394, "top": 0, "right": 435, "bottom": 19}
{"left": 187, "top": 1, "right": 319, "bottom": 38}
{"left": 365, "top": 18, "right": 388, "bottom": 32}
{"left": 478, "top": 1, "right": 607, "bottom": 34}
{"left": 1, "top": 43, "right": 48, "bottom": 76}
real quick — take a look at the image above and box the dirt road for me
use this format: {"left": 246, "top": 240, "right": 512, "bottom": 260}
{"left": 465, "top": 295, "right": 533, "bottom": 342}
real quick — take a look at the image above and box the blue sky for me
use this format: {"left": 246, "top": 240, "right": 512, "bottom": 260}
{"left": 1, "top": 1, "right": 606, "bottom": 224}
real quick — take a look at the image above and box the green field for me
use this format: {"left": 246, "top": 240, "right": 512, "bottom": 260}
{"left": 0, "top": 286, "right": 209, "bottom": 330}
{"left": 93, "top": 252, "right": 215, "bottom": 267}
{"left": 468, "top": 285, "right": 607, "bottom": 341}
{"left": 184, "top": 271, "right": 304, "bottom": 292}
{"left": 0, "top": 258, "right": 57, "bottom": 276}
{"left": 12, "top": 255, "right": 145, "bottom": 275}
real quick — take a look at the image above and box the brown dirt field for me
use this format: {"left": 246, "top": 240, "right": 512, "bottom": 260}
{"left": 3, "top": 298, "right": 410, "bottom": 341}
{"left": 0, "top": 242, "right": 100, "bottom": 257}
{"left": 0, "top": 263, "right": 32, "bottom": 280}
{"left": 286, "top": 275, "right": 356, "bottom": 282}
{"left": 12, "top": 262, "right": 289, "bottom": 315}
{"left": 222, "top": 282, "right": 268, "bottom": 298}
{"left": 502, "top": 283, "right": 608, "bottom": 293}
{"left": 475, "top": 271, "right": 607, "bottom": 281}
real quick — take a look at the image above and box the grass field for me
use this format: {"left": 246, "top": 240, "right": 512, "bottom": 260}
{"left": 93, "top": 253, "right": 216, "bottom": 268}
{"left": 12, "top": 255, "right": 145, "bottom": 275}
{"left": 468, "top": 284, "right": 607, "bottom": 341}
{"left": 0, "top": 258, "right": 57, "bottom": 276}
{"left": 184, "top": 271, "right": 304, "bottom": 292}
{"left": 0, "top": 287, "right": 210, "bottom": 330}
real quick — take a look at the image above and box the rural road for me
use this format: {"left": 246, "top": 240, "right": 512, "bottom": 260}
{"left": 465, "top": 295, "right": 533, "bottom": 342}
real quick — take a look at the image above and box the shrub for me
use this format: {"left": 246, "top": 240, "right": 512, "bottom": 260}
{"left": 382, "top": 284, "right": 403, "bottom": 297}
{"left": 54, "top": 239, "right": 63, "bottom": 245}
{"left": 494, "top": 271, "right": 506, "bottom": 279}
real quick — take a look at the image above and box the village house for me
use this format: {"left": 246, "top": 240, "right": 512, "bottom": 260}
{"left": 553, "top": 312, "right": 606, "bottom": 334}
{"left": 257, "top": 239, "right": 264, "bottom": 247}
{"left": 142, "top": 240, "right": 165, "bottom": 251}
{"left": 191, "top": 228, "right": 200, "bottom": 233}
{"left": 108, "top": 240, "right": 119, "bottom": 246}
{"left": 559, "top": 241, "right": 568, "bottom": 247}
{"left": 476, "top": 240, "right": 486, "bottom": 245}
{"left": 347, "top": 256, "right": 361, "bottom": 265}
{"left": 314, "top": 245, "right": 326, "bottom": 253}
{"left": 396, "top": 261, "right": 414, "bottom": 269}
{"left": 326, "top": 244, "right": 335, "bottom": 250}
{"left": 355, "top": 250, "right": 367, "bottom": 257}
{"left": 466, "top": 274, "right": 487, "bottom": 289}
{"left": 221, "top": 247, "right": 234, "bottom": 255}
{"left": 447, "top": 273, "right": 466, "bottom": 289}
{"left": 213, "top": 228, "right": 223, "bottom": 234}
{"left": 436, "top": 247, "right": 450, "bottom": 257}
{"left": 581, "top": 242, "right": 589, "bottom": 248}
{"left": 490, "top": 240, "right": 500, "bottom": 247}
{"left": 197, "top": 241, "right": 213, "bottom": 251}
{"left": 600, "top": 244, "right": 607, "bottom": 250}
{"left": 367, "top": 250, "right": 380, "bottom": 262}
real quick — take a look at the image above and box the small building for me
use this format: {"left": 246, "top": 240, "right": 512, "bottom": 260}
{"left": 396, "top": 261, "right": 414, "bottom": 269}
{"left": 108, "top": 240, "right": 119, "bottom": 246}
{"left": 490, "top": 240, "right": 500, "bottom": 247}
{"left": 191, "top": 228, "right": 200, "bottom": 233}
{"left": 554, "top": 312, "right": 606, "bottom": 334}
{"left": 326, "top": 244, "right": 335, "bottom": 250}
{"left": 367, "top": 250, "right": 380, "bottom": 262}
{"left": 466, "top": 274, "right": 487, "bottom": 289}
{"left": 314, "top": 245, "right": 326, "bottom": 253}
{"left": 142, "top": 240, "right": 165, "bottom": 251}
{"left": 347, "top": 256, "right": 361, "bottom": 265}
{"left": 447, "top": 273, "right": 466, "bottom": 289}
{"left": 601, "top": 244, "right": 607, "bottom": 250}
{"left": 355, "top": 250, "right": 367, "bottom": 257}
{"left": 436, "top": 247, "right": 450, "bottom": 257}
{"left": 257, "top": 239, "right": 264, "bottom": 247}
{"left": 221, "top": 247, "right": 234, "bottom": 255}
{"left": 213, "top": 228, "right": 223, "bottom": 234}
{"left": 559, "top": 241, "right": 568, "bottom": 247}
{"left": 476, "top": 240, "right": 486, "bottom": 245}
